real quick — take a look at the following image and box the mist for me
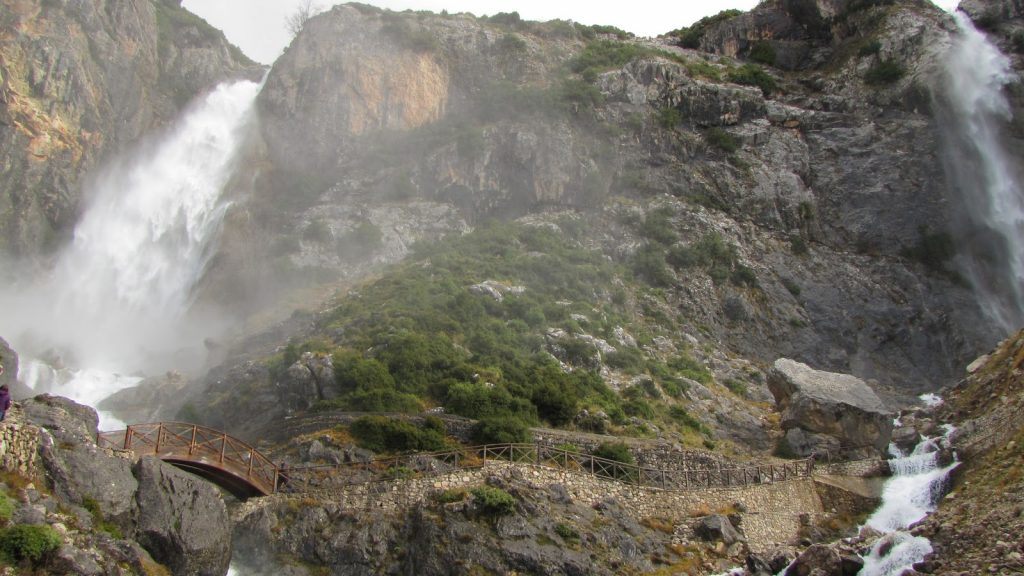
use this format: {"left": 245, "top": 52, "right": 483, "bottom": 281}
{"left": 0, "top": 80, "right": 262, "bottom": 423}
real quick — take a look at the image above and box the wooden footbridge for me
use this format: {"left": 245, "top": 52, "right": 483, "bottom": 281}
{"left": 97, "top": 422, "right": 815, "bottom": 500}
{"left": 97, "top": 422, "right": 280, "bottom": 499}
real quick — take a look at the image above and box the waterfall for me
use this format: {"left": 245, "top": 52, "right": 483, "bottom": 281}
{"left": 0, "top": 79, "right": 261, "bottom": 422}
{"left": 859, "top": 425, "right": 959, "bottom": 576}
{"left": 941, "top": 11, "right": 1024, "bottom": 332}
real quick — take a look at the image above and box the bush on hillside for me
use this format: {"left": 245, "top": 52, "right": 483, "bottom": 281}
{"left": 348, "top": 416, "right": 447, "bottom": 453}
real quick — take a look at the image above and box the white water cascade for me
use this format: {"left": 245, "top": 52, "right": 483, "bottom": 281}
{"left": 858, "top": 425, "right": 959, "bottom": 576}
{"left": 941, "top": 11, "right": 1024, "bottom": 332}
{"left": 0, "top": 79, "right": 261, "bottom": 425}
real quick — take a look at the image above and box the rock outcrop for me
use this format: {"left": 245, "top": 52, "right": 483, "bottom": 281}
{"left": 5, "top": 394, "right": 233, "bottom": 575}
{"left": 134, "top": 456, "right": 232, "bottom": 576}
{"left": 768, "top": 359, "right": 894, "bottom": 459}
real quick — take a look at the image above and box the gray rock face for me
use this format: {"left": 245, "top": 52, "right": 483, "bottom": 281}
{"left": 20, "top": 395, "right": 233, "bottom": 576}
{"left": 0, "top": 336, "right": 31, "bottom": 399}
{"left": 133, "top": 456, "right": 232, "bottom": 576}
{"left": 24, "top": 395, "right": 141, "bottom": 526}
{"left": 769, "top": 359, "right": 894, "bottom": 458}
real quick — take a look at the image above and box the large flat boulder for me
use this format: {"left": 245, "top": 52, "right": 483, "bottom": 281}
{"left": 133, "top": 456, "right": 232, "bottom": 576}
{"left": 768, "top": 359, "right": 894, "bottom": 459}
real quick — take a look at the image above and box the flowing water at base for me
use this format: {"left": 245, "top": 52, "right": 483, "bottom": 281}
{"left": 859, "top": 426, "right": 958, "bottom": 576}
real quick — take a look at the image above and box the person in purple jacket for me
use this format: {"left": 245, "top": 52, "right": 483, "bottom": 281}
{"left": 0, "top": 383, "right": 10, "bottom": 422}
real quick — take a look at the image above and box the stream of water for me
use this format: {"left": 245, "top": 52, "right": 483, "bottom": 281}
{"left": 858, "top": 426, "right": 958, "bottom": 575}
{"left": 0, "top": 79, "right": 261, "bottom": 427}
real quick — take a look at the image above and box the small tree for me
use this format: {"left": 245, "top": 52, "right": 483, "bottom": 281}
{"left": 285, "top": 0, "right": 322, "bottom": 36}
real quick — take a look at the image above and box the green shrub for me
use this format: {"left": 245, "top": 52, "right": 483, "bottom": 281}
{"left": 592, "top": 442, "right": 634, "bottom": 465}
{"left": 669, "top": 406, "right": 709, "bottom": 434}
{"left": 790, "top": 236, "right": 809, "bottom": 256}
{"left": 748, "top": 41, "right": 776, "bottom": 66}
{"left": 672, "top": 9, "right": 742, "bottom": 49}
{"left": 0, "top": 524, "right": 62, "bottom": 565}
{"left": 723, "top": 378, "right": 748, "bottom": 397}
{"left": 569, "top": 41, "right": 654, "bottom": 77}
{"left": 728, "top": 64, "right": 777, "bottom": 96}
{"left": 864, "top": 60, "right": 905, "bottom": 85}
{"left": 473, "top": 416, "right": 532, "bottom": 444}
{"left": 705, "top": 127, "right": 739, "bottom": 153}
{"left": 471, "top": 485, "right": 516, "bottom": 515}
{"left": 604, "top": 347, "right": 645, "bottom": 373}
{"left": 554, "top": 522, "right": 581, "bottom": 543}
{"left": 731, "top": 264, "right": 759, "bottom": 288}
{"left": 657, "top": 107, "right": 682, "bottom": 130}
{"left": 858, "top": 40, "right": 882, "bottom": 57}
{"left": 434, "top": 488, "right": 467, "bottom": 504}
{"left": 668, "top": 353, "right": 712, "bottom": 384}
{"left": 348, "top": 416, "right": 447, "bottom": 453}
{"left": 632, "top": 245, "right": 674, "bottom": 287}
{"left": 0, "top": 493, "right": 13, "bottom": 524}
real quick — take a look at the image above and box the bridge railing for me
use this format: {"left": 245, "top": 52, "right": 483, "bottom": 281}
{"left": 98, "top": 422, "right": 278, "bottom": 496}
{"left": 279, "top": 443, "right": 814, "bottom": 494}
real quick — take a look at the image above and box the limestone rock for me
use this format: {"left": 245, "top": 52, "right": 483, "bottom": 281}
{"left": 785, "top": 543, "right": 842, "bottom": 576}
{"left": 133, "top": 456, "right": 232, "bottom": 576}
{"left": 769, "top": 359, "right": 894, "bottom": 458}
{"left": 695, "top": 514, "right": 744, "bottom": 545}
{"left": 23, "top": 395, "right": 138, "bottom": 527}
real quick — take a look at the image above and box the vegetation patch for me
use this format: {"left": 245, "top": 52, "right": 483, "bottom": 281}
{"left": 748, "top": 41, "right": 776, "bottom": 66}
{"left": 671, "top": 9, "right": 743, "bottom": 49}
{"left": 348, "top": 415, "right": 448, "bottom": 453}
{"left": 864, "top": 60, "right": 905, "bottom": 85}
{"left": 470, "top": 486, "right": 517, "bottom": 516}
{"left": 0, "top": 524, "right": 62, "bottom": 566}
{"left": 728, "top": 64, "right": 777, "bottom": 96}
{"left": 554, "top": 522, "right": 581, "bottom": 544}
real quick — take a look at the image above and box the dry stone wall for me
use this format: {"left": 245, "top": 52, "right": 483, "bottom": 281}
{"left": 288, "top": 461, "right": 823, "bottom": 552}
{"left": 0, "top": 408, "right": 39, "bottom": 478}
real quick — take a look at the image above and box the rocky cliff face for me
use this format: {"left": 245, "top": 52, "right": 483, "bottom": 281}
{"left": 199, "top": 0, "right": 997, "bottom": 411}
{"left": 0, "top": 0, "right": 260, "bottom": 258}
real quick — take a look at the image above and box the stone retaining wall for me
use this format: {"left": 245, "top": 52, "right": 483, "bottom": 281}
{"left": 818, "top": 458, "right": 888, "bottom": 477}
{"left": 0, "top": 413, "right": 39, "bottom": 478}
{"left": 293, "top": 461, "right": 822, "bottom": 552}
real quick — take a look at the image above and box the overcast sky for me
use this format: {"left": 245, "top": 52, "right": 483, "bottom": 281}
{"left": 182, "top": 0, "right": 961, "bottom": 65}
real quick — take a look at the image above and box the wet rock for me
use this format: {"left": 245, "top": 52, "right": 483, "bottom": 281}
{"left": 785, "top": 543, "right": 842, "bottom": 576}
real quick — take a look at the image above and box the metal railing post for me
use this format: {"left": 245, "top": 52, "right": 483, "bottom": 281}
{"left": 155, "top": 424, "right": 162, "bottom": 453}
{"left": 189, "top": 425, "right": 198, "bottom": 456}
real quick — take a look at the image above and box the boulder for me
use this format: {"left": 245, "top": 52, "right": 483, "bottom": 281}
{"left": 23, "top": 396, "right": 139, "bottom": 527}
{"left": 785, "top": 543, "right": 842, "bottom": 576}
{"left": 769, "top": 359, "right": 894, "bottom": 459}
{"left": 133, "top": 457, "right": 232, "bottom": 576}
{"left": 695, "top": 514, "right": 744, "bottom": 545}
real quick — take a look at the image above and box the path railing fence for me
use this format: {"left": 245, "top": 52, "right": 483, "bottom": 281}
{"left": 279, "top": 443, "right": 814, "bottom": 494}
